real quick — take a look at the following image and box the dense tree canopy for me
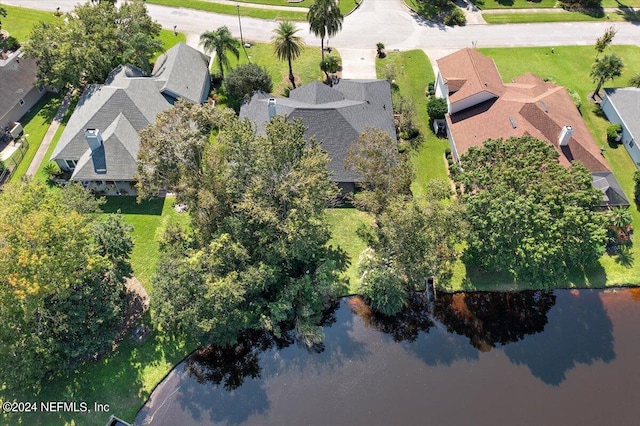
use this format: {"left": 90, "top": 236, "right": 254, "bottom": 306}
{"left": 345, "top": 127, "right": 413, "bottom": 216}
{"left": 452, "top": 136, "right": 608, "bottom": 286}
{"left": 23, "top": 0, "right": 161, "bottom": 89}
{"left": 223, "top": 63, "right": 273, "bottom": 101}
{"left": 138, "top": 107, "right": 347, "bottom": 347}
{"left": 0, "top": 180, "right": 133, "bottom": 390}
{"left": 357, "top": 181, "right": 467, "bottom": 315}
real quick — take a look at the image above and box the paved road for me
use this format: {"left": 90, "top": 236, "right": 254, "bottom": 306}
{"left": 6, "top": 0, "right": 640, "bottom": 50}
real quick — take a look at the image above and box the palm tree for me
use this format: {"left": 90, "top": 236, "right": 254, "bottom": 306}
{"left": 199, "top": 26, "right": 240, "bottom": 79}
{"left": 590, "top": 54, "right": 624, "bottom": 100}
{"left": 272, "top": 21, "right": 304, "bottom": 89}
{"left": 307, "top": 0, "right": 343, "bottom": 62}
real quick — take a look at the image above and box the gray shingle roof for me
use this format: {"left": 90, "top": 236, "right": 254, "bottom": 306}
{"left": 72, "top": 114, "right": 140, "bottom": 181}
{"left": 604, "top": 87, "right": 640, "bottom": 147}
{"left": 51, "top": 43, "right": 210, "bottom": 182}
{"left": 152, "top": 43, "right": 211, "bottom": 104}
{"left": 0, "top": 50, "right": 39, "bottom": 119}
{"left": 592, "top": 172, "right": 630, "bottom": 207}
{"left": 239, "top": 80, "right": 396, "bottom": 184}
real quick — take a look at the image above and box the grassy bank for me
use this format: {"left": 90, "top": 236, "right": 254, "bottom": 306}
{"left": 146, "top": 0, "right": 307, "bottom": 21}
{"left": 475, "top": 0, "right": 640, "bottom": 9}
{"left": 483, "top": 11, "right": 636, "bottom": 23}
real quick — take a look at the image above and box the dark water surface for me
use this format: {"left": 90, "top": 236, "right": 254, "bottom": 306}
{"left": 136, "top": 289, "right": 640, "bottom": 426}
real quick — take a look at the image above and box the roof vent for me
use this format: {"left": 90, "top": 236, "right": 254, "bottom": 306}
{"left": 508, "top": 116, "right": 517, "bottom": 129}
{"left": 268, "top": 98, "right": 276, "bottom": 120}
{"left": 539, "top": 101, "right": 548, "bottom": 113}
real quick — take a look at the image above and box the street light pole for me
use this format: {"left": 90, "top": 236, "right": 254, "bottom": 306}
{"left": 237, "top": 5, "right": 251, "bottom": 63}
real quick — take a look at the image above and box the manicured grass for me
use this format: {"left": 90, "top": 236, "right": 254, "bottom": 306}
{"left": 376, "top": 50, "right": 450, "bottom": 199}
{"left": 215, "top": 41, "right": 327, "bottom": 100}
{"left": 7, "top": 93, "right": 61, "bottom": 182}
{"left": 459, "top": 45, "right": 640, "bottom": 290}
{"left": 475, "top": 0, "right": 640, "bottom": 9}
{"left": 237, "top": 0, "right": 358, "bottom": 15}
{"left": 0, "top": 5, "right": 60, "bottom": 42}
{"left": 326, "top": 208, "right": 373, "bottom": 294}
{"left": 483, "top": 11, "right": 632, "bottom": 23}
{"left": 157, "top": 29, "right": 187, "bottom": 52}
{"left": 146, "top": 0, "right": 307, "bottom": 21}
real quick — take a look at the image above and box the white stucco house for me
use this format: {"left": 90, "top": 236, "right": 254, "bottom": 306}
{"left": 601, "top": 87, "right": 640, "bottom": 169}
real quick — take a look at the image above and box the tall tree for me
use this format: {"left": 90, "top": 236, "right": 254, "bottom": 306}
{"left": 357, "top": 181, "right": 467, "bottom": 315}
{"left": 452, "top": 136, "right": 608, "bottom": 286}
{"left": 199, "top": 26, "right": 240, "bottom": 79}
{"left": 23, "top": 0, "right": 161, "bottom": 89}
{"left": 307, "top": 0, "right": 344, "bottom": 62}
{"left": 272, "top": 21, "right": 304, "bottom": 89}
{"left": 590, "top": 54, "right": 624, "bottom": 99}
{"left": 345, "top": 127, "right": 413, "bottom": 216}
{"left": 0, "top": 180, "right": 132, "bottom": 391}
{"left": 595, "top": 25, "right": 617, "bottom": 57}
{"left": 139, "top": 111, "right": 347, "bottom": 347}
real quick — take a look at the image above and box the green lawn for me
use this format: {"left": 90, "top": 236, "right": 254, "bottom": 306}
{"left": 215, "top": 41, "right": 327, "bottom": 102}
{"left": 7, "top": 93, "right": 61, "bottom": 182}
{"left": 483, "top": 11, "right": 635, "bottom": 23}
{"left": 237, "top": 0, "right": 358, "bottom": 15}
{"left": 1, "top": 5, "right": 60, "bottom": 42}
{"left": 451, "top": 45, "right": 640, "bottom": 290}
{"left": 326, "top": 208, "right": 373, "bottom": 294}
{"left": 146, "top": 0, "right": 307, "bottom": 21}
{"left": 157, "top": 29, "right": 187, "bottom": 53}
{"left": 475, "top": 0, "right": 640, "bottom": 9}
{"left": 376, "top": 50, "right": 450, "bottom": 199}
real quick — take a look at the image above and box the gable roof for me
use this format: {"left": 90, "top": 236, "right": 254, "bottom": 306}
{"left": 0, "top": 50, "right": 39, "bottom": 118}
{"left": 152, "top": 43, "right": 211, "bottom": 104}
{"left": 592, "top": 172, "right": 631, "bottom": 207}
{"left": 436, "top": 48, "right": 504, "bottom": 103}
{"left": 239, "top": 79, "right": 396, "bottom": 184}
{"left": 441, "top": 49, "right": 628, "bottom": 207}
{"left": 603, "top": 87, "right": 640, "bottom": 143}
{"left": 51, "top": 43, "right": 210, "bottom": 181}
{"left": 72, "top": 114, "right": 140, "bottom": 181}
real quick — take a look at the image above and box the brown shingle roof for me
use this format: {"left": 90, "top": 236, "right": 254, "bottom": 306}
{"left": 437, "top": 48, "right": 505, "bottom": 103}
{"left": 444, "top": 50, "right": 610, "bottom": 174}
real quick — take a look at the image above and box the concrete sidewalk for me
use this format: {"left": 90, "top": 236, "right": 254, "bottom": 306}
{"left": 25, "top": 90, "right": 73, "bottom": 177}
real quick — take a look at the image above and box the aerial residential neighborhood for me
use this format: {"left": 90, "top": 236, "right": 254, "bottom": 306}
{"left": 0, "top": 1, "right": 639, "bottom": 425}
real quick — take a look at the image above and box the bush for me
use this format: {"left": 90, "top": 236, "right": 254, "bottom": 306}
{"left": 427, "top": 97, "right": 448, "bottom": 121}
{"left": 223, "top": 63, "right": 273, "bottom": 101}
{"left": 0, "top": 36, "right": 20, "bottom": 52}
{"left": 567, "top": 88, "right": 582, "bottom": 110}
{"left": 634, "top": 170, "right": 640, "bottom": 203}
{"left": 427, "top": 82, "right": 435, "bottom": 97}
{"left": 43, "top": 161, "right": 61, "bottom": 181}
{"left": 444, "top": 8, "right": 466, "bottom": 26}
{"left": 607, "top": 124, "right": 622, "bottom": 143}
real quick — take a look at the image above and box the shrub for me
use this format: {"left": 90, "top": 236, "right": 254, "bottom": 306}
{"left": 376, "top": 42, "right": 385, "bottom": 58}
{"left": 0, "top": 36, "right": 20, "bottom": 52}
{"left": 427, "top": 97, "right": 448, "bottom": 121}
{"left": 607, "top": 124, "right": 622, "bottom": 143}
{"left": 427, "top": 81, "right": 435, "bottom": 97}
{"left": 43, "top": 161, "right": 61, "bottom": 181}
{"left": 634, "top": 170, "right": 640, "bottom": 203}
{"left": 444, "top": 8, "right": 466, "bottom": 26}
{"left": 445, "top": 147, "right": 452, "bottom": 157}
{"left": 223, "top": 63, "right": 273, "bottom": 101}
{"left": 567, "top": 88, "right": 582, "bottom": 111}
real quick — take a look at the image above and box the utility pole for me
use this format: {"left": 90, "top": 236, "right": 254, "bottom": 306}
{"left": 237, "top": 5, "right": 251, "bottom": 63}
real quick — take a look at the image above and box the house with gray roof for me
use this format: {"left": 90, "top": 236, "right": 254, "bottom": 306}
{"left": 51, "top": 43, "right": 210, "bottom": 194}
{"left": 239, "top": 80, "right": 396, "bottom": 192}
{"left": 0, "top": 49, "right": 50, "bottom": 132}
{"left": 601, "top": 87, "right": 640, "bottom": 169}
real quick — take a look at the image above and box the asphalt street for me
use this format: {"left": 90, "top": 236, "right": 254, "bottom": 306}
{"left": 4, "top": 0, "right": 639, "bottom": 78}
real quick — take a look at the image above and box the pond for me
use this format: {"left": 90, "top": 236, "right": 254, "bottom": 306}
{"left": 135, "top": 289, "right": 640, "bottom": 426}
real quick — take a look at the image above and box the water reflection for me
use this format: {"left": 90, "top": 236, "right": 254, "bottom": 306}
{"left": 136, "top": 290, "right": 631, "bottom": 426}
{"left": 434, "top": 290, "right": 556, "bottom": 351}
{"left": 504, "top": 290, "right": 615, "bottom": 385}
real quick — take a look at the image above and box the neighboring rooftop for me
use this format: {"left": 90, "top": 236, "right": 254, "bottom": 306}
{"left": 152, "top": 42, "right": 211, "bottom": 104}
{"left": 240, "top": 80, "right": 396, "bottom": 185}
{"left": 603, "top": 87, "right": 640, "bottom": 145}
{"left": 0, "top": 50, "right": 39, "bottom": 119}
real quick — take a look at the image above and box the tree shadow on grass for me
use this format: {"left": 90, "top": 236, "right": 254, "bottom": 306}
{"left": 100, "top": 195, "right": 165, "bottom": 216}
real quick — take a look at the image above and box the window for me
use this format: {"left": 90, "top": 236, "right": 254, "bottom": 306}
{"left": 37, "top": 86, "right": 44, "bottom": 93}
{"left": 65, "top": 159, "right": 78, "bottom": 169}
{"left": 19, "top": 99, "right": 25, "bottom": 106}
{"left": 629, "top": 140, "right": 635, "bottom": 149}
